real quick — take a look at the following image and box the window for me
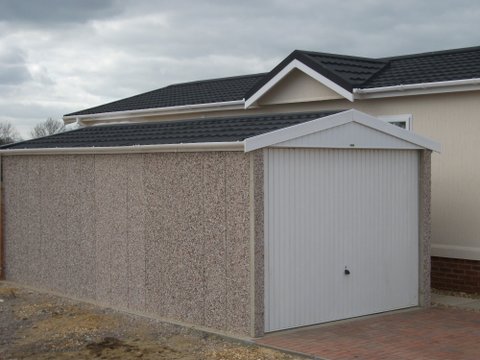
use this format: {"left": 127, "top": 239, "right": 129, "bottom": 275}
{"left": 378, "top": 114, "right": 412, "bottom": 131}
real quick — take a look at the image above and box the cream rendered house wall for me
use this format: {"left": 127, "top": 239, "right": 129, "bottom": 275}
{"left": 77, "top": 73, "right": 480, "bottom": 261}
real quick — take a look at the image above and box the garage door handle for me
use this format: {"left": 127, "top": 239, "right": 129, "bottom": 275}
{"left": 344, "top": 267, "right": 350, "bottom": 275}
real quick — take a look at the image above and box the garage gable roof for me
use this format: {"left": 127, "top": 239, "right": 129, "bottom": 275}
{"left": 1, "top": 110, "right": 440, "bottom": 155}
{"left": 1, "top": 111, "right": 341, "bottom": 150}
{"left": 245, "top": 110, "right": 441, "bottom": 152}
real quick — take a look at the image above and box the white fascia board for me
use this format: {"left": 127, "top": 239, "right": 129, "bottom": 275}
{"left": 244, "top": 59, "right": 354, "bottom": 108}
{"left": 353, "top": 78, "right": 480, "bottom": 99}
{"left": 0, "top": 141, "right": 244, "bottom": 156}
{"left": 244, "top": 109, "right": 441, "bottom": 152}
{"left": 62, "top": 100, "right": 245, "bottom": 124}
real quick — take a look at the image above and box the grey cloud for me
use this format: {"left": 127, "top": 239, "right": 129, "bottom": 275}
{"left": 0, "top": 47, "right": 31, "bottom": 86}
{"left": 1, "top": 0, "right": 480, "bottom": 137}
{"left": 0, "top": 64, "right": 31, "bottom": 85}
{"left": 0, "top": 0, "right": 121, "bottom": 24}
{"left": 95, "top": 0, "right": 480, "bottom": 62}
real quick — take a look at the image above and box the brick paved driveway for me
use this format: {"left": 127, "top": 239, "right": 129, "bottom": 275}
{"left": 257, "top": 308, "right": 480, "bottom": 360}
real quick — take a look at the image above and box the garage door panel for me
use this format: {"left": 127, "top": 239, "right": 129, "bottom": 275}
{"left": 264, "top": 148, "right": 419, "bottom": 332}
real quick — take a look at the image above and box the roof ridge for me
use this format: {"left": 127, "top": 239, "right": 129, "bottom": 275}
{"left": 295, "top": 50, "right": 388, "bottom": 88}
{"left": 165, "top": 72, "right": 267, "bottom": 88}
{"left": 297, "top": 49, "right": 387, "bottom": 64}
{"left": 378, "top": 45, "right": 480, "bottom": 61}
{"left": 81, "top": 110, "right": 342, "bottom": 130}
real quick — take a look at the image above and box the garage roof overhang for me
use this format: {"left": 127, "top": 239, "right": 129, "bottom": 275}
{"left": 0, "top": 110, "right": 440, "bottom": 156}
{"left": 244, "top": 109, "right": 441, "bottom": 152}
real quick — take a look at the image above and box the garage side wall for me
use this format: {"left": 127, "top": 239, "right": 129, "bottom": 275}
{"left": 3, "top": 152, "right": 253, "bottom": 336}
{"left": 419, "top": 150, "right": 432, "bottom": 307}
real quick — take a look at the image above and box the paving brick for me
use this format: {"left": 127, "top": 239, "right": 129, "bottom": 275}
{"left": 257, "top": 308, "right": 480, "bottom": 360}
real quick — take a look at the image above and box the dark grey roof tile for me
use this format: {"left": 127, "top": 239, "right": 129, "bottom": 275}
{"left": 65, "top": 73, "right": 266, "bottom": 117}
{"left": 4, "top": 111, "right": 341, "bottom": 149}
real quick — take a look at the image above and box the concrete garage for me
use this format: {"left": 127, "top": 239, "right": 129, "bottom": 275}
{"left": 0, "top": 109, "right": 439, "bottom": 337}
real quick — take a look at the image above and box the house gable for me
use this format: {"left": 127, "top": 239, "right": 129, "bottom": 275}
{"left": 245, "top": 58, "right": 355, "bottom": 108}
{"left": 257, "top": 68, "right": 343, "bottom": 106}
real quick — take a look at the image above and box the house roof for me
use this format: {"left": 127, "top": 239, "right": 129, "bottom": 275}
{"left": 3, "top": 111, "right": 341, "bottom": 149}
{"left": 246, "top": 46, "right": 480, "bottom": 101}
{"left": 365, "top": 46, "right": 480, "bottom": 88}
{"left": 64, "top": 45, "right": 480, "bottom": 118}
{"left": 244, "top": 50, "right": 388, "bottom": 97}
{"left": 65, "top": 73, "right": 266, "bottom": 117}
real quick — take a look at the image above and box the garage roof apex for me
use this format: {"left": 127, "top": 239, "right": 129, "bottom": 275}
{"left": 245, "top": 109, "right": 441, "bottom": 153}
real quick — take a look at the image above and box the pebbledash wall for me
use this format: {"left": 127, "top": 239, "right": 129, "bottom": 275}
{"left": 2, "top": 151, "right": 264, "bottom": 337}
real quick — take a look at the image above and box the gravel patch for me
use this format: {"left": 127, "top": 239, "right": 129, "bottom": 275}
{"left": 0, "top": 282, "right": 306, "bottom": 359}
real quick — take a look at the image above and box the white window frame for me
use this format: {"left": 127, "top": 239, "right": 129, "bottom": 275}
{"left": 378, "top": 114, "right": 412, "bottom": 131}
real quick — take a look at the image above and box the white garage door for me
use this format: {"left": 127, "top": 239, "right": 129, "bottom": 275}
{"left": 264, "top": 148, "right": 419, "bottom": 332}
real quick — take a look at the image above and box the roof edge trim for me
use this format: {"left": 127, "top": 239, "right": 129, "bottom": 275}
{"left": 244, "top": 109, "right": 441, "bottom": 152}
{"left": 245, "top": 59, "right": 354, "bottom": 108}
{"left": 354, "top": 78, "right": 480, "bottom": 99}
{"left": 63, "top": 100, "right": 245, "bottom": 124}
{"left": 0, "top": 141, "right": 245, "bottom": 156}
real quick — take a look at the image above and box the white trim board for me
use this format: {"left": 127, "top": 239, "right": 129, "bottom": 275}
{"left": 0, "top": 141, "right": 244, "bottom": 156}
{"left": 432, "top": 244, "right": 480, "bottom": 261}
{"left": 245, "top": 59, "right": 354, "bottom": 108}
{"left": 63, "top": 100, "right": 245, "bottom": 124}
{"left": 244, "top": 110, "right": 440, "bottom": 152}
{"left": 353, "top": 78, "right": 480, "bottom": 99}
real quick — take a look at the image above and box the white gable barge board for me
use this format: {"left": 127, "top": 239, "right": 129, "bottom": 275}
{"left": 245, "top": 59, "right": 354, "bottom": 108}
{"left": 244, "top": 110, "right": 441, "bottom": 152}
{"left": 273, "top": 122, "right": 422, "bottom": 150}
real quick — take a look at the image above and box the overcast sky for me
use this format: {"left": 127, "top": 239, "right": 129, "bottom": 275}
{"left": 1, "top": 0, "right": 479, "bottom": 138}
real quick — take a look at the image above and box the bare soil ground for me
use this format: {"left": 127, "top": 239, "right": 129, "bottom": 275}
{"left": 0, "top": 282, "right": 304, "bottom": 360}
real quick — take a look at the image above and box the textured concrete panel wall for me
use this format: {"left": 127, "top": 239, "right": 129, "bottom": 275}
{"left": 3, "top": 152, "right": 253, "bottom": 336}
{"left": 251, "top": 150, "right": 265, "bottom": 338}
{"left": 419, "top": 150, "right": 432, "bottom": 307}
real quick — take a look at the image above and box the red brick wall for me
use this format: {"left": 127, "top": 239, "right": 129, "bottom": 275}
{"left": 431, "top": 256, "right": 480, "bottom": 293}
